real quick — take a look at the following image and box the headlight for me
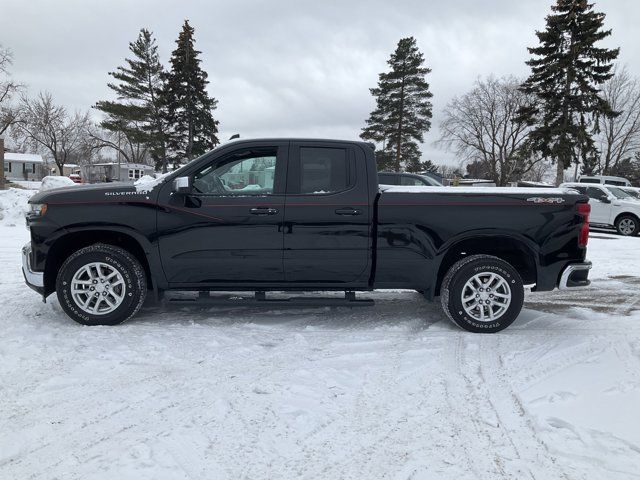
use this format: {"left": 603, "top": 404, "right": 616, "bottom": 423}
{"left": 29, "top": 203, "right": 48, "bottom": 216}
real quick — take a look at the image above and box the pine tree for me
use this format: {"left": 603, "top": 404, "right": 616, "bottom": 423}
{"left": 421, "top": 158, "right": 437, "bottom": 173}
{"left": 361, "top": 37, "right": 433, "bottom": 172}
{"left": 520, "top": 0, "right": 619, "bottom": 185}
{"left": 95, "top": 28, "right": 168, "bottom": 170}
{"left": 164, "top": 20, "right": 219, "bottom": 165}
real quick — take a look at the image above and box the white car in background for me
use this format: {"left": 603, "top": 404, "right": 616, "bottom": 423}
{"left": 578, "top": 175, "right": 632, "bottom": 186}
{"left": 560, "top": 182, "right": 640, "bottom": 236}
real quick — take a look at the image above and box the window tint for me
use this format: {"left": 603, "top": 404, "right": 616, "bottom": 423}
{"left": 586, "top": 187, "right": 609, "bottom": 201}
{"left": 400, "top": 175, "right": 427, "bottom": 186}
{"left": 579, "top": 178, "right": 600, "bottom": 184}
{"left": 378, "top": 174, "right": 398, "bottom": 185}
{"left": 193, "top": 148, "right": 277, "bottom": 195}
{"left": 605, "top": 180, "right": 627, "bottom": 186}
{"left": 299, "top": 147, "right": 352, "bottom": 194}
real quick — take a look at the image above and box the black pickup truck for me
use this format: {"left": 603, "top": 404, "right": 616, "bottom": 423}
{"left": 23, "top": 139, "right": 592, "bottom": 333}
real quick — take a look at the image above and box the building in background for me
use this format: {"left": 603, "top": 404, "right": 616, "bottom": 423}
{"left": 80, "top": 162, "right": 155, "bottom": 183}
{"left": 3, "top": 152, "right": 45, "bottom": 181}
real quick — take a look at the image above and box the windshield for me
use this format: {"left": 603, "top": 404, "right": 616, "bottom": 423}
{"left": 607, "top": 186, "right": 634, "bottom": 199}
{"left": 622, "top": 188, "right": 640, "bottom": 199}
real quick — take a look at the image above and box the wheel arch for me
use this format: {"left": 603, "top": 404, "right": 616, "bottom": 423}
{"left": 433, "top": 234, "right": 538, "bottom": 297}
{"left": 44, "top": 227, "right": 162, "bottom": 296}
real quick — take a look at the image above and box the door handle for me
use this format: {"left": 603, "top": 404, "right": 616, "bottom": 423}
{"left": 250, "top": 207, "right": 279, "bottom": 215}
{"left": 335, "top": 208, "right": 362, "bottom": 216}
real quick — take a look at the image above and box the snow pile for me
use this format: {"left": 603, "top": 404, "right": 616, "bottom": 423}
{"left": 1, "top": 191, "right": 640, "bottom": 478}
{"left": 40, "top": 175, "right": 77, "bottom": 192}
{"left": 0, "top": 188, "right": 35, "bottom": 226}
{"left": 135, "top": 172, "right": 172, "bottom": 192}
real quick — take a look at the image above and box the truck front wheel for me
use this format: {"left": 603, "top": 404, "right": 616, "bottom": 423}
{"left": 440, "top": 255, "right": 524, "bottom": 333}
{"left": 55, "top": 244, "right": 147, "bottom": 326}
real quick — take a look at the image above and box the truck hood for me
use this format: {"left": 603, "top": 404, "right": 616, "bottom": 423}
{"left": 28, "top": 182, "right": 161, "bottom": 204}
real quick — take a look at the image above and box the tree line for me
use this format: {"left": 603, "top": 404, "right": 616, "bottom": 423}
{"left": 1, "top": 1, "right": 640, "bottom": 185}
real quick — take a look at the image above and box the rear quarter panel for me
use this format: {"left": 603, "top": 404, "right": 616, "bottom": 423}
{"left": 375, "top": 188, "right": 588, "bottom": 293}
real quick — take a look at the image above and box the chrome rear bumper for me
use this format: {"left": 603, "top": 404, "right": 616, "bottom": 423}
{"left": 22, "top": 242, "right": 44, "bottom": 288}
{"left": 559, "top": 261, "right": 592, "bottom": 290}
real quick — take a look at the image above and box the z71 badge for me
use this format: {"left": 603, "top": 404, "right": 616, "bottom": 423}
{"left": 526, "top": 197, "right": 565, "bottom": 204}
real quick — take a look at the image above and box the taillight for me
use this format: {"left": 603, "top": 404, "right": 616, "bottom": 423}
{"left": 577, "top": 203, "right": 590, "bottom": 247}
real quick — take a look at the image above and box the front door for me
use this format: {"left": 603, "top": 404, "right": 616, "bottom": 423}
{"left": 282, "top": 142, "right": 371, "bottom": 284}
{"left": 156, "top": 143, "right": 288, "bottom": 285}
{"left": 585, "top": 186, "right": 612, "bottom": 224}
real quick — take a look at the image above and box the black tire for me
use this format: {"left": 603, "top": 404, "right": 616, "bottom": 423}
{"left": 56, "top": 243, "right": 147, "bottom": 325}
{"left": 440, "top": 254, "right": 524, "bottom": 333}
{"left": 615, "top": 214, "right": 640, "bottom": 236}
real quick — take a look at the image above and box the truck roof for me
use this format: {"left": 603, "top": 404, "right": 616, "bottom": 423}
{"left": 225, "top": 138, "right": 373, "bottom": 148}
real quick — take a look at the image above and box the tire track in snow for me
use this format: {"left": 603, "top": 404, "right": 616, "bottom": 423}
{"left": 478, "top": 335, "right": 571, "bottom": 480}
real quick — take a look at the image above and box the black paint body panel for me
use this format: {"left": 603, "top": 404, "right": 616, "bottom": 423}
{"left": 25, "top": 138, "right": 589, "bottom": 298}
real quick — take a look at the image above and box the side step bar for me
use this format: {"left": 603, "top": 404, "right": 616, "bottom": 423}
{"left": 165, "top": 291, "right": 374, "bottom": 307}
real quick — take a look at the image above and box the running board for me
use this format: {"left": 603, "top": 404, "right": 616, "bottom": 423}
{"left": 165, "top": 291, "right": 374, "bottom": 307}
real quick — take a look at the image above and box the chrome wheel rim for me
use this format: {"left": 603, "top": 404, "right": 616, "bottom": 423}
{"left": 461, "top": 272, "right": 511, "bottom": 322}
{"left": 619, "top": 219, "right": 636, "bottom": 235}
{"left": 70, "top": 262, "right": 126, "bottom": 315}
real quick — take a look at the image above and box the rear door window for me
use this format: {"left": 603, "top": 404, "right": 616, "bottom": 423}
{"left": 299, "top": 147, "right": 354, "bottom": 194}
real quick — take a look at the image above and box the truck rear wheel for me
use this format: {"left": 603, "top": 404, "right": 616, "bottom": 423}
{"left": 56, "top": 244, "right": 147, "bottom": 326}
{"left": 440, "top": 255, "right": 524, "bottom": 333}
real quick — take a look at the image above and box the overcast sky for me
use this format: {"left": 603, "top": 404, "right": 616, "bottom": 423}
{"left": 2, "top": 0, "right": 638, "bottom": 165}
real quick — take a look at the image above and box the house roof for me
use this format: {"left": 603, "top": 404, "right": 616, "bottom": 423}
{"left": 3, "top": 152, "right": 44, "bottom": 163}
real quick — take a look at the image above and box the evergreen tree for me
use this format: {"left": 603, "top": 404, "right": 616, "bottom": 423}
{"left": 164, "top": 20, "right": 219, "bottom": 165}
{"left": 361, "top": 37, "right": 433, "bottom": 172}
{"left": 94, "top": 28, "right": 168, "bottom": 170}
{"left": 421, "top": 158, "right": 437, "bottom": 173}
{"left": 520, "top": 0, "right": 619, "bottom": 185}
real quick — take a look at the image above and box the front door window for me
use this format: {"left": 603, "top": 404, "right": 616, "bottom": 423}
{"left": 193, "top": 150, "right": 277, "bottom": 196}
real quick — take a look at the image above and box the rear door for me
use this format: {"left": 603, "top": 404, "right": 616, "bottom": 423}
{"left": 283, "top": 142, "right": 371, "bottom": 284}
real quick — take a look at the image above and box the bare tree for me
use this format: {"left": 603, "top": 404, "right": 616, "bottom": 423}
{"left": 12, "top": 92, "right": 94, "bottom": 175}
{"left": 87, "top": 124, "right": 150, "bottom": 165}
{"left": 0, "top": 45, "right": 22, "bottom": 136}
{"left": 437, "top": 76, "right": 541, "bottom": 186}
{"left": 597, "top": 66, "right": 640, "bottom": 174}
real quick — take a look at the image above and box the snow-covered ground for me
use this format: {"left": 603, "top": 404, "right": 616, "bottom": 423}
{"left": 1, "top": 189, "right": 640, "bottom": 480}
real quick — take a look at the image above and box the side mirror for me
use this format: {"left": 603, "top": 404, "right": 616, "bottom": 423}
{"left": 601, "top": 196, "right": 612, "bottom": 204}
{"left": 172, "top": 176, "right": 192, "bottom": 194}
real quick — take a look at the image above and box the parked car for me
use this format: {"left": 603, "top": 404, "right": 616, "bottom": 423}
{"left": 560, "top": 182, "right": 640, "bottom": 236}
{"left": 23, "top": 139, "right": 591, "bottom": 333}
{"left": 578, "top": 175, "right": 632, "bottom": 187}
{"left": 378, "top": 171, "right": 442, "bottom": 186}
{"left": 68, "top": 174, "right": 83, "bottom": 184}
